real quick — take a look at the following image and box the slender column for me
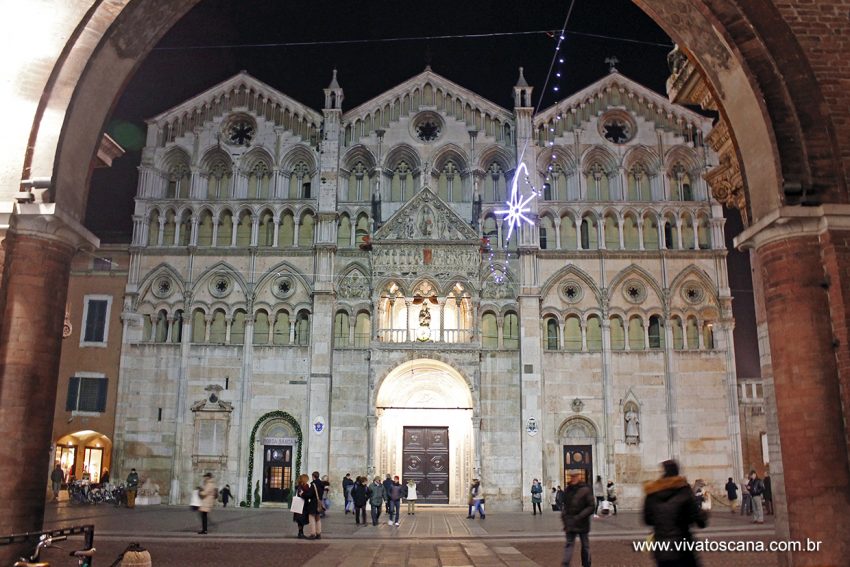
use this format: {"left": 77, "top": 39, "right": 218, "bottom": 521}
{"left": 637, "top": 216, "right": 645, "bottom": 250}
{"left": 157, "top": 217, "right": 165, "bottom": 246}
{"left": 404, "top": 300, "right": 411, "bottom": 342}
{"left": 581, "top": 321, "right": 588, "bottom": 352}
{"left": 272, "top": 219, "right": 280, "bottom": 248}
{"left": 496, "top": 316, "right": 504, "bottom": 349}
{"left": 643, "top": 320, "right": 650, "bottom": 351}
{"left": 204, "top": 315, "right": 212, "bottom": 343}
{"left": 225, "top": 317, "right": 233, "bottom": 343}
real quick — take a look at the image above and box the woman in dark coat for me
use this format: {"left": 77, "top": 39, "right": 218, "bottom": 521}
{"left": 303, "top": 471, "right": 324, "bottom": 539}
{"left": 293, "top": 474, "right": 310, "bottom": 538}
{"left": 351, "top": 476, "right": 369, "bottom": 525}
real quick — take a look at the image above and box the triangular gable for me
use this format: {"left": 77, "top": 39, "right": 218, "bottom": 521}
{"left": 343, "top": 67, "right": 513, "bottom": 123}
{"left": 373, "top": 186, "right": 478, "bottom": 242}
{"left": 148, "top": 71, "right": 323, "bottom": 126}
{"left": 534, "top": 71, "right": 710, "bottom": 129}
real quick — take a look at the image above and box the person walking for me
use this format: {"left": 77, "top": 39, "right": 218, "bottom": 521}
{"left": 593, "top": 475, "right": 604, "bottom": 518}
{"left": 304, "top": 471, "right": 325, "bottom": 539}
{"left": 549, "top": 487, "right": 559, "bottom": 511}
{"left": 606, "top": 480, "right": 618, "bottom": 515}
{"left": 531, "top": 478, "right": 543, "bottom": 515}
{"left": 560, "top": 471, "right": 595, "bottom": 567}
{"left": 555, "top": 485, "right": 565, "bottom": 511}
{"left": 467, "top": 478, "right": 485, "bottom": 519}
{"left": 724, "top": 477, "right": 738, "bottom": 513}
{"left": 763, "top": 472, "right": 773, "bottom": 515}
{"left": 50, "top": 463, "right": 64, "bottom": 501}
{"left": 220, "top": 484, "right": 232, "bottom": 507}
{"left": 342, "top": 473, "right": 355, "bottom": 515}
{"left": 740, "top": 478, "right": 752, "bottom": 516}
{"left": 293, "top": 474, "right": 310, "bottom": 538}
{"left": 126, "top": 468, "right": 140, "bottom": 509}
{"left": 405, "top": 478, "right": 418, "bottom": 515}
{"left": 197, "top": 472, "right": 218, "bottom": 534}
{"left": 352, "top": 476, "right": 369, "bottom": 525}
{"left": 643, "top": 459, "right": 707, "bottom": 567}
{"left": 320, "top": 474, "right": 331, "bottom": 517}
{"left": 368, "top": 476, "right": 385, "bottom": 526}
{"left": 747, "top": 470, "right": 765, "bottom": 524}
{"left": 382, "top": 474, "right": 393, "bottom": 514}
{"left": 388, "top": 475, "right": 403, "bottom": 526}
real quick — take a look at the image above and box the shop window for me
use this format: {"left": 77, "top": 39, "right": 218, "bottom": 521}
{"left": 66, "top": 375, "right": 108, "bottom": 413}
{"left": 80, "top": 295, "right": 111, "bottom": 347}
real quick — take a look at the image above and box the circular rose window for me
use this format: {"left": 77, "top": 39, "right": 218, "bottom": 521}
{"left": 622, "top": 279, "right": 647, "bottom": 303}
{"left": 598, "top": 110, "right": 636, "bottom": 145}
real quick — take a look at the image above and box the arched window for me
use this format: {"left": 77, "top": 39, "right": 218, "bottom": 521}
{"left": 485, "top": 162, "right": 507, "bottom": 202}
{"left": 564, "top": 315, "right": 582, "bottom": 351}
{"left": 337, "top": 214, "right": 352, "bottom": 248}
{"left": 391, "top": 161, "right": 411, "bottom": 202}
{"left": 544, "top": 317, "right": 560, "bottom": 351}
{"left": 547, "top": 163, "right": 566, "bottom": 200}
{"left": 560, "top": 215, "right": 577, "bottom": 250}
{"left": 273, "top": 310, "right": 291, "bottom": 345}
{"left": 663, "top": 215, "right": 678, "bottom": 249}
{"left": 610, "top": 315, "right": 626, "bottom": 350}
{"left": 481, "top": 312, "right": 498, "bottom": 349}
{"left": 299, "top": 212, "right": 315, "bottom": 247}
{"left": 628, "top": 315, "right": 645, "bottom": 350}
{"left": 230, "top": 310, "right": 246, "bottom": 345}
{"left": 247, "top": 161, "right": 272, "bottom": 199}
{"left": 167, "top": 163, "right": 190, "bottom": 199}
{"left": 253, "top": 310, "right": 270, "bottom": 345}
{"left": 209, "top": 310, "right": 226, "bottom": 343}
{"left": 482, "top": 216, "right": 498, "bottom": 248}
{"left": 347, "top": 162, "right": 368, "bottom": 201}
{"left": 178, "top": 212, "right": 191, "bottom": 246}
{"left": 354, "top": 312, "right": 371, "bottom": 347}
{"left": 686, "top": 316, "right": 699, "bottom": 349}
{"left": 207, "top": 159, "right": 232, "bottom": 199}
{"left": 147, "top": 211, "right": 160, "bottom": 246}
{"left": 539, "top": 216, "right": 554, "bottom": 250}
{"left": 171, "top": 310, "right": 183, "bottom": 343}
{"left": 197, "top": 211, "right": 213, "bottom": 247}
{"left": 580, "top": 215, "right": 598, "bottom": 249}
{"left": 162, "top": 210, "right": 177, "bottom": 246}
{"left": 355, "top": 214, "right": 370, "bottom": 246}
{"left": 235, "top": 211, "right": 252, "bottom": 247}
{"left": 648, "top": 315, "right": 664, "bottom": 349}
{"left": 289, "top": 161, "right": 311, "bottom": 199}
{"left": 154, "top": 310, "right": 168, "bottom": 343}
{"left": 504, "top": 311, "right": 519, "bottom": 349}
{"left": 585, "top": 163, "right": 609, "bottom": 201}
{"left": 682, "top": 214, "right": 696, "bottom": 249}
{"left": 703, "top": 321, "right": 715, "bottom": 349}
{"left": 334, "top": 311, "right": 350, "bottom": 348}
{"left": 258, "top": 211, "right": 274, "bottom": 247}
{"left": 438, "top": 160, "right": 461, "bottom": 202}
{"left": 697, "top": 214, "right": 711, "bottom": 250}
{"left": 192, "top": 309, "right": 206, "bottom": 343}
{"left": 643, "top": 214, "right": 659, "bottom": 250}
{"left": 142, "top": 314, "right": 153, "bottom": 342}
{"left": 671, "top": 316, "right": 684, "bottom": 350}
{"left": 604, "top": 213, "right": 619, "bottom": 250}
{"left": 279, "top": 211, "right": 295, "bottom": 247}
{"left": 623, "top": 213, "right": 640, "bottom": 250}
{"left": 217, "top": 210, "right": 234, "bottom": 247}
{"left": 627, "top": 164, "right": 649, "bottom": 201}
{"left": 586, "top": 315, "right": 602, "bottom": 351}
{"left": 295, "top": 310, "right": 311, "bottom": 345}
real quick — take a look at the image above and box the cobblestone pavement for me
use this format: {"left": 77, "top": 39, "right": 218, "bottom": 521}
{"left": 39, "top": 502, "right": 780, "bottom": 566}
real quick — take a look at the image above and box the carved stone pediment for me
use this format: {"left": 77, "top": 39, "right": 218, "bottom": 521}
{"left": 191, "top": 384, "right": 233, "bottom": 412}
{"left": 337, "top": 269, "right": 370, "bottom": 299}
{"left": 373, "top": 187, "right": 478, "bottom": 242}
{"left": 371, "top": 245, "right": 480, "bottom": 281}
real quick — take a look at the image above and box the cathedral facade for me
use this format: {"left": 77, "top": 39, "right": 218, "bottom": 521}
{"left": 115, "top": 66, "right": 740, "bottom": 509}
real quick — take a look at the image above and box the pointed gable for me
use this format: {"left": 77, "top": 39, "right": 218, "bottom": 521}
{"left": 373, "top": 186, "right": 478, "bottom": 242}
{"left": 147, "top": 71, "right": 323, "bottom": 141}
{"left": 342, "top": 68, "right": 514, "bottom": 146}
{"left": 534, "top": 72, "right": 712, "bottom": 137}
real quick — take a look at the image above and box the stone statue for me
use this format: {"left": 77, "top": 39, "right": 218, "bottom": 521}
{"left": 419, "top": 303, "right": 432, "bottom": 327}
{"left": 625, "top": 406, "right": 640, "bottom": 445}
{"left": 419, "top": 207, "right": 434, "bottom": 237}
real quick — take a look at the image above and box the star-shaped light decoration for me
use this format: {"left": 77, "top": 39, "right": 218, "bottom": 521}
{"left": 495, "top": 162, "right": 536, "bottom": 243}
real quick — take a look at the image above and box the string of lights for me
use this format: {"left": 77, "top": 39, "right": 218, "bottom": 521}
{"left": 151, "top": 28, "right": 673, "bottom": 52}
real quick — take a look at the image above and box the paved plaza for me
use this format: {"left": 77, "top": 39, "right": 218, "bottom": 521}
{"left": 38, "top": 502, "right": 779, "bottom": 566}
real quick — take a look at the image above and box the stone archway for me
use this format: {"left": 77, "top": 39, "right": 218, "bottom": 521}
{"left": 374, "top": 359, "right": 474, "bottom": 505}
{"left": 2, "top": 2, "right": 850, "bottom": 564}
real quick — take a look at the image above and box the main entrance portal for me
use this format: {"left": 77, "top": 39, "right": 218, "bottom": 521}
{"left": 375, "top": 360, "right": 475, "bottom": 506}
{"left": 403, "top": 426, "right": 449, "bottom": 503}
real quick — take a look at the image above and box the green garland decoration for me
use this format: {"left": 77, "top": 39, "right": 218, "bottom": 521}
{"left": 246, "top": 410, "right": 302, "bottom": 507}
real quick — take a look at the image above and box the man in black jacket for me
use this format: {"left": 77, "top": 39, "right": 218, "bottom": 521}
{"left": 561, "top": 472, "right": 596, "bottom": 567}
{"left": 643, "top": 460, "right": 707, "bottom": 567}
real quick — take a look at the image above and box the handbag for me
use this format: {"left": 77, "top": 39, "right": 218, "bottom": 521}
{"left": 314, "top": 484, "right": 325, "bottom": 513}
{"left": 290, "top": 495, "right": 305, "bottom": 514}
{"left": 190, "top": 488, "right": 201, "bottom": 511}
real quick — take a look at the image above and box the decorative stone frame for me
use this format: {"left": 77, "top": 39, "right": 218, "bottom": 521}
{"left": 246, "top": 411, "right": 303, "bottom": 507}
{"left": 190, "top": 385, "right": 233, "bottom": 466}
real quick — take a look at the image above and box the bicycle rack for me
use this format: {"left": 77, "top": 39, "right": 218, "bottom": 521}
{"left": 0, "top": 525, "right": 95, "bottom": 563}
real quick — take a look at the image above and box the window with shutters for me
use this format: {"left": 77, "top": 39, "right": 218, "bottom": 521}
{"left": 65, "top": 373, "right": 108, "bottom": 414}
{"left": 80, "top": 295, "right": 112, "bottom": 347}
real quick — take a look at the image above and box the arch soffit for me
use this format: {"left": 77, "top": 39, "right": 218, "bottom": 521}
{"left": 606, "top": 264, "right": 664, "bottom": 303}
{"left": 668, "top": 265, "right": 719, "bottom": 304}
{"left": 192, "top": 261, "right": 249, "bottom": 296}
{"left": 238, "top": 146, "right": 274, "bottom": 171}
{"left": 341, "top": 144, "right": 378, "bottom": 171}
{"left": 558, "top": 415, "right": 599, "bottom": 439}
{"left": 540, "top": 264, "right": 603, "bottom": 303}
{"left": 430, "top": 143, "right": 470, "bottom": 172}
{"left": 280, "top": 144, "right": 317, "bottom": 172}
{"left": 623, "top": 144, "right": 662, "bottom": 173}
{"left": 157, "top": 145, "right": 191, "bottom": 171}
{"left": 581, "top": 145, "right": 618, "bottom": 173}
{"left": 664, "top": 145, "right": 701, "bottom": 173}
{"left": 537, "top": 146, "right": 577, "bottom": 173}
{"left": 374, "top": 357, "right": 474, "bottom": 408}
{"left": 384, "top": 143, "right": 421, "bottom": 170}
{"left": 477, "top": 144, "right": 513, "bottom": 172}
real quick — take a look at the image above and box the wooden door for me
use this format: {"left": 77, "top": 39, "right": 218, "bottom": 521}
{"left": 563, "top": 445, "right": 593, "bottom": 486}
{"left": 402, "top": 426, "right": 449, "bottom": 504}
{"left": 262, "top": 445, "right": 292, "bottom": 502}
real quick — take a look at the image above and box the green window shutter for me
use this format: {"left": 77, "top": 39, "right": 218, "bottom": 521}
{"left": 66, "top": 377, "right": 80, "bottom": 411}
{"left": 95, "top": 379, "right": 108, "bottom": 412}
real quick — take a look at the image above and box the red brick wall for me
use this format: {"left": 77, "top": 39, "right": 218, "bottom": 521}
{"left": 758, "top": 233, "right": 850, "bottom": 565}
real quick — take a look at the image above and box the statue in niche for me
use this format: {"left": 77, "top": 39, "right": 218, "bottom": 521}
{"left": 624, "top": 403, "right": 640, "bottom": 445}
{"left": 419, "top": 303, "right": 432, "bottom": 328}
{"left": 404, "top": 213, "right": 416, "bottom": 238}
{"left": 419, "top": 207, "right": 434, "bottom": 237}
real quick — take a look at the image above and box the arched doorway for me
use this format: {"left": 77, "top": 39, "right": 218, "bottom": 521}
{"left": 375, "top": 360, "right": 474, "bottom": 505}
{"left": 248, "top": 411, "right": 302, "bottom": 507}
{"left": 558, "top": 417, "right": 600, "bottom": 488}
{"left": 53, "top": 431, "right": 112, "bottom": 485}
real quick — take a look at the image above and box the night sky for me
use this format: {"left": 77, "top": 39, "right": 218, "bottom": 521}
{"left": 88, "top": 0, "right": 760, "bottom": 377}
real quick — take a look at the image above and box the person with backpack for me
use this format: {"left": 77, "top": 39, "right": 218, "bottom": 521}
{"left": 747, "top": 470, "right": 765, "bottom": 524}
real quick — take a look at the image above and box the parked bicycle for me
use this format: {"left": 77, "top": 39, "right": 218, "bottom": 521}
{"left": 12, "top": 534, "right": 96, "bottom": 567}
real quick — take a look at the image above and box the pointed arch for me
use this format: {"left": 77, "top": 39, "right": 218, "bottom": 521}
{"left": 581, "top": 145, "right": 618, "bottom": 174}
{"left": 384, "top": 143, "right": 422, "bottom": 171}
{"left": 606, "top": 264, "right": 664, "bottom": 304}
{"left": 192, "top": 261, "right": 249, "bottom": 297}
{"left": 254, "top": 261, "right": 313, "bottom": 297}
{"left": 341, "top": 144, "right": 378, "bottom": 171}
{"left": 540, "top": 264, "right": 603, "bottom": 303}
{"left": 431, "top": 143, "right": 470, "bottom": 172}
{"left": 280, "top": 144, "right": 318, "bottom": 173}
{"left": 623, "top": 144, "right": 662, "bottom": 174}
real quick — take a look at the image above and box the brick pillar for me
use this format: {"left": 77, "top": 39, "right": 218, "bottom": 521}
{"left": 0, "top": 231, "right": 74, "bottom": 563}
{"left": 757, "top": 232, "right": 850, "bottom": 565}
